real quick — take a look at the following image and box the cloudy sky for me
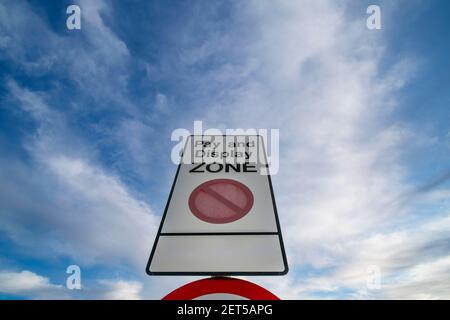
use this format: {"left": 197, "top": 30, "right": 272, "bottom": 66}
{"left": 1, "top": 0, "right": 450, "bottom": 299}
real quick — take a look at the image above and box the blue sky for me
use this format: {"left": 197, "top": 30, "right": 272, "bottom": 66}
{"left": 1, "top": 0, "right": 450, "bottom": 299}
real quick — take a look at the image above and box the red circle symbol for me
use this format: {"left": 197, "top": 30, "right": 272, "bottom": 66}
{"left": 188, "top": 179, "right": 254, "bottom": 224}
{"left": 163, "top": 277, "right": 279, "bottom": 300}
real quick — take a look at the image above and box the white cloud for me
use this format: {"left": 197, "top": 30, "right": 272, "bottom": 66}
{"left": 1, "top": 81, "right": 157, "bottom": 269}
{"left": 155, "top": 93, "right": 169, "bottom": 113}
{"left": 383, "top": 256, "right": 450, "bottom": 299}
{"left": 68, "top": 0, "right": 131, "bottom": 106}
{"left": 0, "top": 271, "right": 148, "bottom": 300}
{"left": 44, "top": 155, "right": 157, "bottom": 267}
{"left": 0, "top": 270, "right": 63, "bottom": 298}
{"left": 251, "top": 214, "right": 450, "bottom": 299}
{"left": 99, "top": 279, "right": 143, "bottom": 300}
{"left": 0, "top": 0, "right": 133, "bottom": 111}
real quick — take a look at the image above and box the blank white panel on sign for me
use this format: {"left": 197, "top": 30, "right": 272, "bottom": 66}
{"left": 150, "top": 235, "right": 285, "bottom": 273}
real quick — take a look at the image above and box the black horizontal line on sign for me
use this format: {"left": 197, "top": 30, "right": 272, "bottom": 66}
{"left": 146, "top": 271, "right": 288, "bottom": 276}
{"left": 159, "top": 232, "right": 279, "bottom": 236}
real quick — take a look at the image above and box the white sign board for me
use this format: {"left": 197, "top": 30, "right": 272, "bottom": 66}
{"left": 146, "top": 135, "right": 288, "bottom": 275}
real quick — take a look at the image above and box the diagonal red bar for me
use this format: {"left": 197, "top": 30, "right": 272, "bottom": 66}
{"left": 201, "top": 185, "right": 246, "bottom": 216}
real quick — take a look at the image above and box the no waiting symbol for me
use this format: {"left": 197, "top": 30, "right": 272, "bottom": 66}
{"left": 188, "top": 179, "right": 254, "bottom": 224}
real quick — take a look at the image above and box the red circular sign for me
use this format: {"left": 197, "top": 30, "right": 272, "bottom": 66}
{"left": 188, "top": 179, "right": 254, "bottom": 224}
{"left": 163, "top": 277, "right": 279, "bottom": 300}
